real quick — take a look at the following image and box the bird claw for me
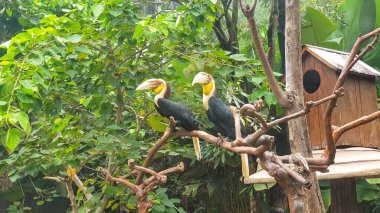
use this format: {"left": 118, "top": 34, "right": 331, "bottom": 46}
{"left": 216, "top": 133, "right": 224, "bottom": 147}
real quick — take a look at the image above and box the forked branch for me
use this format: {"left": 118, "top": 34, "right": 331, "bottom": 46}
{"left": 324, "top": 28, "right": 380, "bottom": 162}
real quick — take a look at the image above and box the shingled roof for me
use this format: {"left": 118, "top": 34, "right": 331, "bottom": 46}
{"left": 302, "top": 45, "right": 380, "bottom": 78}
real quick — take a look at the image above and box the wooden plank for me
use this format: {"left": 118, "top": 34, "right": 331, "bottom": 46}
{"left": 303, "top": 55, "right": 321, "bottom": 149}
{"left": 244, "top": 147, "right": 380, "bottom": 184}
{"left": 314, "top": 61, "right": 340, "bottom": 148}
{"left": 358, "top": 78, "right": 380, "bottom": 148}
{"left": 336, "top": 77, "right": 361, "bottom": 146}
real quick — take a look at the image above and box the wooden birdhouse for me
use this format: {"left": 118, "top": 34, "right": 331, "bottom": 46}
{"left": 302, "top": 45, "right": 380, "bottom": 149}
{"left": 245, "top": 46, "right": 380, "bottom": 212}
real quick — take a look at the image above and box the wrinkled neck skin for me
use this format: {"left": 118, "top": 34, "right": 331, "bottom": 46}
{"left": 154, "top": 83, "right": 167, "bottom": 106}
{"left": 202, "top": 79, "right": 216, "bottom": 110}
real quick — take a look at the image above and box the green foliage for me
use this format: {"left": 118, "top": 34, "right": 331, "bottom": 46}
{"left": 0, "top": 0, "right": 272, "bottom": 211}
{"left": 302, "top": 7, "right": 342, "bottom": 49}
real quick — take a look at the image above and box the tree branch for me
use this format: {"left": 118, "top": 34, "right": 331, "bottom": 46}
{"left": 100, "top": 168, "right": 140, "bottom": 193}
{"left": 324, "top": 28, "right": 380, "bottom": 163}
{"left": 65, "top": 182, "right": 79, "bottom": 213}
{"left": 240, "top": 89, "right": 344, "bottom": 145}
{"left": 333, "top": 111, "right": 380, "bottom": 143}
{"left": 135, "top": 117, "right": 176, "bottom": 184}
{"left": 240, "top": 0, "right": 288, "bottom": 107}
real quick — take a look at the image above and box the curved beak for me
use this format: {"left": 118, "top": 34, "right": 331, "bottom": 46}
{"left": 136, "top": 79, "right": 160, "bottom": 90}
{"left": 192, "top": 72, "right": 210, "bottom": 86}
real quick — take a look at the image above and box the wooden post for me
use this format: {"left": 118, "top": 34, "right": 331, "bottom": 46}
{"left": 330, "top": 178, "right": 358, "bottom": 213}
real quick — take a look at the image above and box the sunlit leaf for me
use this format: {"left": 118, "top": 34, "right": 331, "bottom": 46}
{"left": 5, "top": 128, "right": 21, "bottom": 154}
{"left": 147, "top": 114, "right": 167, "bottom": 132}
{"left": 16, "top": 112, "right": 31, "bottom": 135}
{"left": 91, "top": 4, "right": 104, "bottom": 19}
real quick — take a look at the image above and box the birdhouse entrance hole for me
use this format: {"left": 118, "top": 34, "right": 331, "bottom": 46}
{"left": 303, "top": 69, "right": 320, "bottom": 94}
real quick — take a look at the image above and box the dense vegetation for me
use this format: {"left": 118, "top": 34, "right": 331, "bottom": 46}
{"left": 0, "top": 0, "right": 379, "bottom": 212}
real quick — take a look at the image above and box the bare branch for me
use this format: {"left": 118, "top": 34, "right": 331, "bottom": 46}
{"left": 71, "top": 172, "right": 93, "bottom": 200}
{"left": 65, "top": 182, "right": 79, "bottom": 213}
{"left": 129, "top": 159, "right": 166, "bottom": 183}
{"left": 100, "top": 168, "right": 140, "bottom": 193}
{"left": 241, "top": 104, "right": 268, "bottom": 129}
{"left": 240, "top": 0, "right": 288, "bottom": 107}
{"left": 136, "top": 117, "right": 176, "bottom": 184}
{"left": 324, "top": 28, "right": 380, "bottom": 162}
{"left": 333, "top": 111, "right": 380, "bottom": 143}
{"left": 242, "top": 89, "right": 344, "bottom": 145}
{"left": 43, "top": 176, "right": 66, "bottom": 183}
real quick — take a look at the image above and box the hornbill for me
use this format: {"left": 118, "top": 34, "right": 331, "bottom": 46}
{"left": 192, "top": 72, "right": 250, "bottom": 177}
{"left": 136, "top": 79, "right": 202, "bottom": 160}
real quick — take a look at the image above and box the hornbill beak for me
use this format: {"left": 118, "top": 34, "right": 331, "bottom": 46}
{"left": 136, "top": 79, "right": 162, "bottom": 90}
{"left": 192, "top": 72, "right": 211, "bottom": 86}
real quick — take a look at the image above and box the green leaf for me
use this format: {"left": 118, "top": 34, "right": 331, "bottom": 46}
{"left": 0, "top": 101, "right": 7, "bottom": 105}
{"left": 91, "top": 4, "right": 104, "bottom": 19}
{"left": 109, "top": 9, "right": 123, "bottom": 17}
{"left": 5, "top": 128, "right": 21, "bottom": 154}
{"left": 132, "top": 23, "right": 144, "bottom": 39}
{"left": 65, "top": 34, "right": 81, "bottom": 43}
{"left": 26, "top": 53, "right": 43, "bottom": 66}
{"left": 147, "top": 114, "right": 167, "bottom": 132}
{"left": 153, "top": 204, "right": 165, "bottom": 212}
{"left": 251, "top": 76, "right": 265, "bottom": 85}
{"left": 171, "top": 59, "right": 190, "bottom": 72}
{"left": 16, "top": 112, "right": 31, "bottom": 135}
{"left": 229, "top": 54, "right": 249, "bottom": 62}
{"left": 36, "top": 200, "right": 44, "bottom": 206}
{"left": 356, "top": 179, "right": 380, "bottom": 202}
{"left": 340, "top": 0, "right": 376, "bottom": 51}
{"left": 301, "top": 7, "right": 336, "bottom": 46}
{"left": 366, "top": 178, "right": 380, "bottom": 184}
{"left": 253, "top": 183, "right": 275, "bottom": 191}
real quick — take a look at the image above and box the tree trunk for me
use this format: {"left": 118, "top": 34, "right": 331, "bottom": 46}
{"left": 330, "top": 178, "right": 358, "bottom": 213}
{"left": 284, "top": 0, "right": 324, "bottom": 212}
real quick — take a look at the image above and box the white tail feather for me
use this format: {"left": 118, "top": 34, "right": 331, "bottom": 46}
{"left": 192, "top": 137, "right": 201, "bottom": 161}
{"left": 240, "top": 154, "right": 249, "bottom": 178}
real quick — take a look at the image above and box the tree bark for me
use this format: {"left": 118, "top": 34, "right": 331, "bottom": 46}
{"left": 330, "top": 178, "right": 358, "bottom": 213}
{"left": 284, "top": 0, "right": 324, "bottom": 212}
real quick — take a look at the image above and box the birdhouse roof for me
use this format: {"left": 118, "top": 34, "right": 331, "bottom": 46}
{"left": 302, "top": 45, "right": 380, "bottom": 78}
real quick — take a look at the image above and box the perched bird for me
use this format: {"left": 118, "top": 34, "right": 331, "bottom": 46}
{"left": 136, "top": 79, "right": 202, "bottom": 160}
{"left": 192, "top": 72, "right": 250, "bottom": 177}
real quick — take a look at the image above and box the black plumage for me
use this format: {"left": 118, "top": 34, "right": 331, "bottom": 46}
{"left": 206, "top": 96, "right": 236, "bottom": 139}
{"left": 206, "top": 96, "right": 252, "bottom": 140}
{"left": 154, "top": 98, "right": 199, "bottom": 131}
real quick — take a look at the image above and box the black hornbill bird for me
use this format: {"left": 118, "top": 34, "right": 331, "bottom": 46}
{"left": 192, "top": 72, "right": 250, "bottom": 177}
{"left": 136, "top": 79, "right": 201, "bottom": 160}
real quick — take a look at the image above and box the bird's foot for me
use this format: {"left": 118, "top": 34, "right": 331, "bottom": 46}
{"left": 216, "top": 133, "right": 224, "bottom": 147}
